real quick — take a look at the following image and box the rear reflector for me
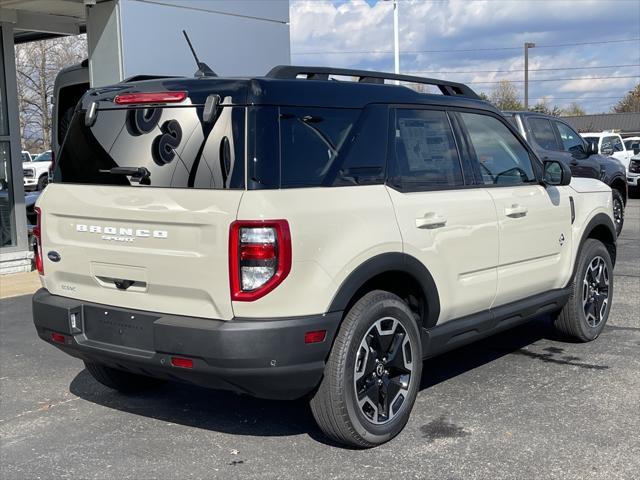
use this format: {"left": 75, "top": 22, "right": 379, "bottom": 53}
{"left": 114, "top": 91, "right": 187, "bottom": 105}
{"left": 170, "top": 357, "right": 194, "bottom": 369}
{"left": 51, "top": 332, "right": 66, "bottom": 344}
{"left": 304, "top": 330, "right": 327, "bottom": 344}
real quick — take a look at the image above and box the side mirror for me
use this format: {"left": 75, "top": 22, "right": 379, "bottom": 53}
{"left": 543, "top": 160, "right": 572, "bottom": 186}
{"left": 586, "top": 142, "right": 598, "bottom": 156}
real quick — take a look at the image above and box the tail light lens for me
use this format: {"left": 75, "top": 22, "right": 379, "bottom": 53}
{"left": 114, "top": 91, "right": 187, "bottom": 105}
{"left": 229, "top": 220, "right": 291, "bottom": 301}
{"left": 33, "top": 207, "right": 44, "bottom": 275}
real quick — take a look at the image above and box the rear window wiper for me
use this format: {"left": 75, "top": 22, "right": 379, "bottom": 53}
{"left": 99, "top": 166, "right": 151, "bottom": 185}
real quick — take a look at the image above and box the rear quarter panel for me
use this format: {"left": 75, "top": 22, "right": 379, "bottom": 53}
{"left": 234, "top": 185, "right": 402, "bottom": 318}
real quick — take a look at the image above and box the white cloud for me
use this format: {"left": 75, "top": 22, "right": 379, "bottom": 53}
{"left": 289, "top": 0, "right": 640, "bottom": 112}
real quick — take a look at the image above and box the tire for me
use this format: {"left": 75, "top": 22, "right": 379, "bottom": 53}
{"left": 84, "top": 361, "right": 163, "bottom": 392}
{"left": 310, "top": 290, "right": 422, "bottom": 448}
{"left": 611, "top": 189, "right": 624, "bottom": 236}
{"left": 37, "top": 174, "right": 48, "bottom": 191}
{"left": 553, "top": 239, "right": 613, "bottom": 342}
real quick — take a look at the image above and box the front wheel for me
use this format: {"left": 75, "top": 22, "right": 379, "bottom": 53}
{"left": 310, "top": 290, "right": 422, "bottom": 448}
{"left": 37, "top": 174, "right": 48, "bottom": 191}
{"left": 611, "top": 189, "right": 624, "bottom": 236}
{"left": 553, "top": 239, "right": 613, "bottom": 342}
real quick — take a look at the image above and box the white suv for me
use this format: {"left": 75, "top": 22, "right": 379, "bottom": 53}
{"left": 32, "top": 66, "right": 617, "bottom": 447}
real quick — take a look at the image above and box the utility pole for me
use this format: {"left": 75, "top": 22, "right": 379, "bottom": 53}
{"left": 524, "top": 42, "right": 536, "bottom": 110}
{"left": 393, "top": 0, "right": 399, "bottom": 76}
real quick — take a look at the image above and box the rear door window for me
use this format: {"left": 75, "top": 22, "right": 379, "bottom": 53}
{"left": 529, "top": 117, "right": 561, "bottom": 151}
{"left": 55, "top": 105, "right": 245, "bottom": 189}
{"left": 388, "top": 108, "right": 464, "bottom": 190}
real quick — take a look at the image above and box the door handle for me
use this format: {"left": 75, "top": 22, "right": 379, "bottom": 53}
{"left": 415, "top": 213, "right": 447, "bottom": 229}
{"left": 504, "top": 204, "right": 528, "bottom": 218}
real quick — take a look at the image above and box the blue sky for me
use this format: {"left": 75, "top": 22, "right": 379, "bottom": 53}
{"left": 289, "top": 0, "right": 640, "bottom": 113}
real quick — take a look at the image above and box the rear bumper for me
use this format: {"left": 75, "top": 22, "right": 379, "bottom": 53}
{"left": 32, "top": 289, "right": 342, "bottom": 400}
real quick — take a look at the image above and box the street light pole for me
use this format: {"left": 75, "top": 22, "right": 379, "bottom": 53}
{"left": 393, "top": 0, "right": 399, "bottom": 76}
{"left": 524, "top": 42, "right": 536, "bottom": 110}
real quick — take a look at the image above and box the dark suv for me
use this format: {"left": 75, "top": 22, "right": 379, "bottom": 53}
{"left": 504, "top": 111, "right": 627, "bottom": 235}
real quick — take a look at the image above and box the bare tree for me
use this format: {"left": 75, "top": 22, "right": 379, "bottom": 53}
{"left": 561, "top": 102, "right": 586, "bottom": 117}
{"left": 15, "top": 35, "right": 87, "bottom": 153}
{"left": 489, "top": 80, "right": 523, "bottom": 111}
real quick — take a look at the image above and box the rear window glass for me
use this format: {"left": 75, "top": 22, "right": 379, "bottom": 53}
{"left": 247, "top": 106, "right": 364, "bottom": 189}
{"left": 279, "top": 107, "right": 359, "bottom": 188}
{"left": 55, "top": 106, "right": 245, "bottom": 189}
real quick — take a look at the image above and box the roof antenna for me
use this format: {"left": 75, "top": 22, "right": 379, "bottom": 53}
{"left": 182, "top": 30, "right": 217, "bottom": 78}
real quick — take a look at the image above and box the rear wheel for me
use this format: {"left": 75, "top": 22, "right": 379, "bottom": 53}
{"left": 611, "top": 189, "right": 624, "bottom": 236}
{"left": 84, "top": 361, "right": 163, "bottom": 392}
{"left": 310, "top": 290, "right": 422, "bottom": 448}
{"left": 553, "top": 239, "right": 613, "bottom": 342}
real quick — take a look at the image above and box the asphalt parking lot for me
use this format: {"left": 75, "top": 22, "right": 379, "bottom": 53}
{"left": 1, "top": 200, "right": 638, "bottom": 480}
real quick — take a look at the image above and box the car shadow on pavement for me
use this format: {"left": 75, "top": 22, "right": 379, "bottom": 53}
{"left": 69, "top": 315, "right": 563, "bottom": 445}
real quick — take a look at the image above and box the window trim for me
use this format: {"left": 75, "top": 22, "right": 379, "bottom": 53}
{"left": 385, "top": 104, "right": 470, "bottom": 193}
{"left": 452, "top": 108, "right": 543, "bottom": 188}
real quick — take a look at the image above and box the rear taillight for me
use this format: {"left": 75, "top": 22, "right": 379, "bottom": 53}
{"left": 33, "top": 207, "right": 44, "bottom": 275}
{"left": 114, "top": 91, "right": 187, "bottom": 105}
{"left": 229, "top": 220, "right": 291, "bottom": 301}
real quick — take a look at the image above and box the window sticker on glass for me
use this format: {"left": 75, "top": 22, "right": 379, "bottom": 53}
{"left": 397, "top": 117, "right": 449, "bottom": 172}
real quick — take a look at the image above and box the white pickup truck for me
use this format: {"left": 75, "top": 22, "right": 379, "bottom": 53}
{"left": 582, "top": 132, "right": 636, "bottom": 174}
{"left": 23, "top": 150, "right": 52, "bottom": 191}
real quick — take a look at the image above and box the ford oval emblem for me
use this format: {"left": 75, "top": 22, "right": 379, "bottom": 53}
{"left": 47, "top": 251, "right": 61, "bottom": 262}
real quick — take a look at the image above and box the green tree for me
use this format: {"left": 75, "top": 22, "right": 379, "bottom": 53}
{"left": 612, "top": 84, "right": 640, "bottom": 113}
{"left": 489, "top": 80, "right": 523, "bottom": 111}
{"left": 530, "top": 98, "right": 563, "bottom": 116}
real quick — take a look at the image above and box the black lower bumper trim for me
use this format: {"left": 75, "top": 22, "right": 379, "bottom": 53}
{"left": 32, "top": 289, "right": 342, "bottom": 400}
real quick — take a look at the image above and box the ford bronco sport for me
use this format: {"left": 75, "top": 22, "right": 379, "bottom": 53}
{"left": 32, "top": 66, "right": 617, "bottom": 448}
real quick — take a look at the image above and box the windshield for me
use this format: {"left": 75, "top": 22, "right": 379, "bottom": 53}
{"left": 55, "top": 105, "right": 245, "bottom": 189}
{"left": 33, "top": 151, "right": 51, "bottom": 162}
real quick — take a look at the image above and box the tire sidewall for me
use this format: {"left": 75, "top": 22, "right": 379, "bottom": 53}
{"left": 612, "top": 190, "right": 624, "bottom": 236}
{"left": 572, "top": 240, "right": 614, "bottom": 340}
{"left": 341, "top": 295, "right": 422, "bottom": 445}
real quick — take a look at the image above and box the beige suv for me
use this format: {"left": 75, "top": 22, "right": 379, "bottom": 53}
{"left": 32, "top": 66, "right": 617, "bottom": 448}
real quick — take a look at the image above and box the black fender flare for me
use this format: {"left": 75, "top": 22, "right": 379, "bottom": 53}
{"left": 327, "top": 252, "right": 441, "bottom": 328}
{"left": 569, "top": 212, "right": 617, "bottom": 284}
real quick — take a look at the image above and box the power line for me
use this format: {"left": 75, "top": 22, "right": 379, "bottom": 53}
{"left": 465, "top": 75, "right": 639, "bottom": 84}
{"left": 291, "top": 37, "right": 640, "bottom": 55}
{"left": 404, "top": 64, "right": 640, "bottom": 75}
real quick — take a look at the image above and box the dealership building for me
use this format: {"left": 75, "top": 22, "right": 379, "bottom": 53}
{"left": 0, "top": 0, "right": 290, "bottom": 274}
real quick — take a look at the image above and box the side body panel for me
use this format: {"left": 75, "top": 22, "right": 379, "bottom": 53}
{"left": 386, "top": 187, "right": 499, "bottom": 324}
{"left": 233, "top": 185, "right": 403, "bottom": 318}
{"left": 486, "top": 184, "right": 573, "bottom": 306}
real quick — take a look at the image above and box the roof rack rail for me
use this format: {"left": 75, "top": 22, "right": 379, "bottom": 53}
{"left": 266, "top": 65, "right": 479, "bottom": 99}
